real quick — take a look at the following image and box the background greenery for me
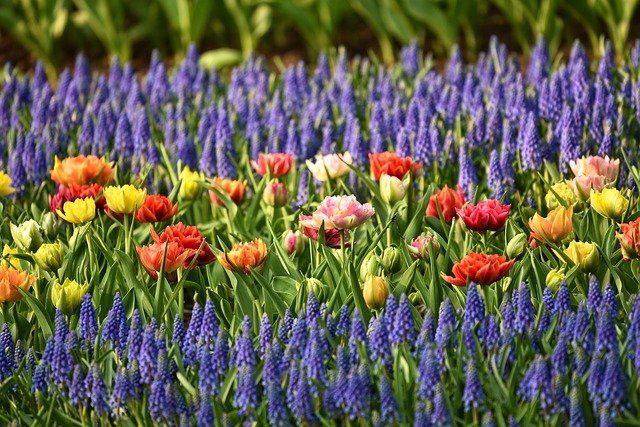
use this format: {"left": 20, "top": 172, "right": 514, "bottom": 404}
{"left": 1, "top": 0, "right": 639, "bottom": 78}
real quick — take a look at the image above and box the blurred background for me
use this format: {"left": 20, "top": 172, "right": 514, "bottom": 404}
{"left": 1, "top": 0, "right": 639, "bottom": 78}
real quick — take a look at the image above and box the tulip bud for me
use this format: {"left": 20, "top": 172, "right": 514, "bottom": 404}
{"left": 408, "top": 292, "right": 422, "bottom": 305}
{"left": 380, "top": 174, "right": 407, "bottom": 205}
{"left": 262, "top": 180, "right": 288, "bottom": 207}
{"left": 545, "top": 268, "right": 565, "bottom": 292}
{"left": 564, "top": 241, "right": 599, "bottom": 272}
{"left": 381, "top": 246, "right": 403, "bottom": 274}
{"left": 34, "top": 242, "right": 64, "bottom": 272}
{"left": 283, "top": 230, "right": 306, "bottom": 255}
{"left": 179, "top": 167, "right": 204, "bottom": 200}
{"left": 506, "top": 233, "right": 528, "bottom": 259}
{"left": 409, "top": 233, "right": 440, "bottom": 259}
{"left": 10, "top": 220, "right": 44, "bottom": 252}
{"left": 305, "top": 277, "right": 331, "bottom": 301}
{"left": 51, "top": 278, "right": 89, "bottom": 315}
{"left": 360, "top": 252, "right": 381, "bottom": 282}
{"left": 0, "top": 245, "right": 21, "bottom": 270}
{"left": 590, "top": 188, "right": 629, "bottom": 221}
{"left": 362, "top": 275, "right": 389, "bottom": 309}
{"left": 545, "top": 181, "right": 577, "bottom": 210}
{"left": 41, "top": 212, "right": 60, "bottom": 240}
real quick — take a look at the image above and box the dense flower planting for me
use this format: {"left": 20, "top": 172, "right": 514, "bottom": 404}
{"left": 2, "top": 37, "right": 640, "bottom": 424}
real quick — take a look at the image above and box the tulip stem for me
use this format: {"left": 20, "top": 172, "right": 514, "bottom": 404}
{"left": 123, "top": 214, "right": 131, "bottom": 256}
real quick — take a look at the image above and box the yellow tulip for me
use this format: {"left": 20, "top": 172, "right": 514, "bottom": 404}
{"left": 590, "top": 188, "right": 629, "bottom": 221}
{"left": 51, "top": 278, "right": 89, "bottom": 314}
{"left": 529, "top": 206, "right": 573, "bottom": 243}
{"left": 0, "top": 171, "right": 15, "bottom": 197}
{"left": 564, "top": 241, "right": 599, "bottom": 272}
{"left": 545, "top": 181, "right": 577, "bottom": 210}
{"left": 545, "top": 268, "right": 566, "bottom": 292}
{"left": 0, "top": 245, "right": 21, "bottom": 271}
{"left": 57, "top": 197, "right": 96, "bottom": 225}
{"left": 362, "top": 275, "right": 389, "bottom": 310}
{"left": 103, "top": 185, "right": 147, "bottom": 214}
{"left": 34, "top": 242, "right": 64, "bottom": 272}
{"left": 179, "top": 167, "right": 204, "bottom": 200}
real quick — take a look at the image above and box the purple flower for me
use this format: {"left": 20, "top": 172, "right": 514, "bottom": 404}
{"left": 234, "top": 316, "right": 256, "bottom": 369}
{"left": 378, "top": 374, "right": 402, "bottom": 424}
{"left": 515, "top": 283, "right": 535, "bottom": 334}
{"left": 431, "top": 384, "right": 451, "bottom": 426}
{"left": 391, "top": 294, "right": 416, "bottom": 346}
{"left": 435, "top": 299, "right": 456, "bottom": 349}
{"left": 101, "top": 292, "right": 129, "bottom": 357}
{"left": 463, "top": 360, "right": 484, "bottom": 412}
{"left": 87, "top": 363, "right": 110, "bottom": 417}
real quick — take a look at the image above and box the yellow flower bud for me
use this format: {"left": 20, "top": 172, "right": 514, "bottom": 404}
{"left": 564, "top": 241, "right": 599, "bottom": 272}
{"left": 179, "top": 167, "right": 205, "bottom": 200}
{"left": 103, "top": 185, "right": 147, "bottom": 214}
{"left": 57, "top": 197, "right": 96, "bottom": 225}
{"left": 590, "top": 188, "right": 629, "bottom": 221}
{"left": 51, "top": 278, "right": 89, "bottom": 315}
{"left": 380, "top": 174, "right": 407, "bottom": 205}
{"left": 305, "top": 278, "right": 332, "bottom": 301}
{"left": 545, "top": 268, "right": 566, "bottom": 292}
{"left": 359, "top": 252, "right": 381, "bottom": 282}
{"left": 10, "top": 220, "right": 43, "bottom": 252}
{"left": 34, "top": 242, "right": 64, "bottom": 272}
{"left": 545, "top": 181, "right": 577, "bottom": 210}
{"left": 0, "top": 245, "right": 21, "bottom": 270}
{"left": 362, "top": 275, "right": 389, "bottom": 310}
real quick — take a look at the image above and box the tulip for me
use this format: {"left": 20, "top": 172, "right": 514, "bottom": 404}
{"left": 10, "top": 220, "right": 44, "bottom": 252}
{"left": 569, "top": 155, "right": 619, "bottom": 184}
{"left": 251, "top": 153, "right": 294, "bottom": 177}
{"left": 151, "top": 222, "right": 215, "bottom": 266}
{"left": 0, "top": 246, "right": 21, "bottom": 271}
{"left": 136, "top": 195, "right": 179, "bottom": 223}
{"left": 262, "top": 180, "right": 288, "bottom": 207}
{"left": 136, "top": 241, "right": 192, "bottom": 281}
{"left": 590, "top": 188, "right": 629, "bottom": 221}
{"left": 528, "top": 206, "right": 573, "bottom": 243}
{"left": 209, "top": 177, "right": 247, "bottom": 207}
{"left": 381, "top": 246, "right": 403, "bottom": 274}
{"left": 283, "top": 230, "right": 306, "bottom": 255}
{"left": 34, "top": 242, "right": 64, "bottom": 272}
{"left": 442, "top": 252, "right": 514, "bottom": 286}
{"left": 368, "top": 152, "right": 419, "bottom": 180}
{"left": 545, "top": 181, "right": 578, "bottom": 209}
{"left": 103, "top": 185, "right": 147, "bottom": 215}
{"left": 570, "top": 175, "right": 607, "bottom": 201}
{"left": 456, "top": 199, "right": 510, "bottom": 232}
{"left": 306, "top": 152, "right": 352, "bottom": 182}
{"left": 426, "top": 185, "right": 465, "bottom": 224}
{"left": 41, "top": 212, "right": 60, "bottom": 240}
{"left": 219, "top": 239, "right": 268, "bottom": 274}
{"left": 617, "top": 218, "right": 640, "bottom": 260}
{"left": 56, "top": 197, "right": 96, "bottom": 225}
{"left": 360, "top": 252, "right": 382, "bottom": 282}
{"left": 49, "top": 184, "right": 106, "bottom": 215}
{"left": 506, "top": 233, "right": 528, "bottom": 259}
{"left": 299, "top": 195, "right": 375, "bottom": 231}
{"left": 51, "top": 278, "right": 89, "bottom": 314}
{"left": 50, "top": 155, "right": 113, "bottom": 187}
{"left": 380, "top": 174, "right": 407, "bottom": 205}
{"left": 564, "top": 241, "right": 599, "bottom": 272}
{"left": 546, "top": 268, "right": 566, "bottom": 292}
{"left": 0, "top": 267, "right": 35, "bottom": 303}
{"left": 305, "top": 277, "right": 331, "bottom": 301}
{"left": 362, "top": 275, "right": 389, "bottom": 309}
{"left": 300, "top": 214, "right": 349, "bottom": 249}
{"left": 0, "top": 171, "right": 15, "bottom": 197}
{"left": 409, "top": 233, "right": 440, "bottom": 259}
{"left": 179, "top": 167, "right": 205, "bottom": 200}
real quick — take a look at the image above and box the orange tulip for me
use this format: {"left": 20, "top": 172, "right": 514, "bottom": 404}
{"left": 136, "top": 241, "right": 192, "bottom": 281}
{"left": 208, "top": 177, "right": 246, "bottom": 207}
{"left": 50, "top": 155, "right": 113, "bottom": 187}
{"left": 617, "top": 218, "right": 640, "bottom": 260}
{"left": 0, "top": 267, "right": 36, "bottom": 303}
{"left": 528, "top": 206, "right": 573, "bottom": 243}
{"left": 219, "top": 239, "right": 268, "bottom": 273}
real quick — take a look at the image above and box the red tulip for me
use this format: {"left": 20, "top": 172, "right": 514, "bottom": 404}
{"left": 299, "top": 214, "right": 349, "bottom": 249}
{"left": 136, "top": 195, "right": 179, "bottom": 223}
{"left": 368, "top": 152, "right": 419, "bottom": 181}
{"left": 49, "top": 184, "right": 106, "bottom": 215}
{"left": 151, "top": 222, "right": 215, "bottom": 266}
{"left": 426, "top": 185, "right": 465, "bottom": 223}
{"left": 456, "top": 200, "right": 511, "bottom": 232}
{"left": 442, "top": 252, "right": 514, "bottom": 286}
{"left": 251, "top": 153, "right": 294, "bottom": 177}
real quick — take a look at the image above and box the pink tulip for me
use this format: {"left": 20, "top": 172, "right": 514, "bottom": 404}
{"left": 570, "top": 174, "right": 608, "bottom": 201}
{"left": 300, "top": 195, "right": 375, "bottom": 230}
{"left": 569, "top": 155, "right": 619, "bottom": 184}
